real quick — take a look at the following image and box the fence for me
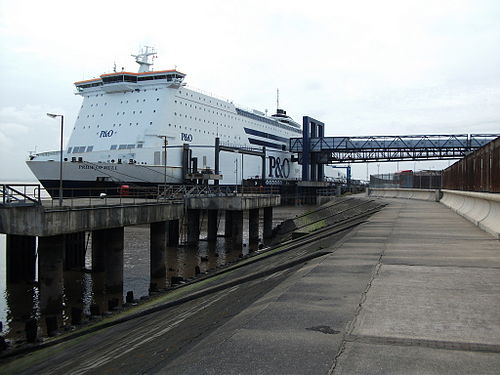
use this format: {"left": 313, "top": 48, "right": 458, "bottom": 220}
{"left": 370, "top": 171, "right": 442, "bottom": 189}
{"left": 442, "top": 137, "right": 500, "bottom": 193}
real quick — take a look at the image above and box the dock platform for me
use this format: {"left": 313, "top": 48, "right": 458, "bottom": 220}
{"left": 164, "top": 198, "right": 500, "bottom": 374}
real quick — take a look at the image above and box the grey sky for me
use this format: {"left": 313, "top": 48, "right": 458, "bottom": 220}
{"left": 1, "top": 0, "right": 499, "bottom": 180}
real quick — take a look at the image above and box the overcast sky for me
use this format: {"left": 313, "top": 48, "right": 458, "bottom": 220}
{"left": 0, "top": 0, "right": 499, "bottom": 181}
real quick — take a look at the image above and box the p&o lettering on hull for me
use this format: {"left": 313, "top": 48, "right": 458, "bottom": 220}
{"left": 268, "top": 156, "right": 290, "bottom": 178}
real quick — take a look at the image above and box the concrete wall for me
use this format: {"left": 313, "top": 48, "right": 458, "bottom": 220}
{"left": 368, "top": 187, "right": 500, "bottom": 239}
{"left": 440, "top": 190, "right": 500, "bottom": 239}
{"left": 368, "top": 188, "right": 441, "bottom": 202}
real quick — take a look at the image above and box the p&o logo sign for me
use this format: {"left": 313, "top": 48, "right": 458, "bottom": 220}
{"left": 99, "top": 130, "right": 114, "bottom": 138}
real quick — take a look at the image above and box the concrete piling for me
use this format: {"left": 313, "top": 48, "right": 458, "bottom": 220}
{"left": 230, "top": 211, "right": 244, "bottom": 249}
{"left": 150, "top": 221, "right": 168, "bottom": 291}
{"left": 64, "top": 232, "right": 86, "bottom": 270}
{"left": 263, "top": 207, "right": 273, "bottom": 239}
{"left": 224, "top": 210, "right": 233, "bottom": 237}
{"left": 92, "top": 227, "right": 124, "bottom": 310}
{"left": 249, "top": 208, "right": 259, "bottom": 244}
{"left": 187, "top": 209, "right": 201, "bottom": 244}
{"left": 167, "top": 219, "right": 180, "bottom": 246}
{"left": 207, "top": 210, "right": 219, "bottom": 241}
{"left": 38, "top": 235, "right": 65, "bottom": 332}
{"left": 6, "top": 234, "right": 36, "bottom": 283}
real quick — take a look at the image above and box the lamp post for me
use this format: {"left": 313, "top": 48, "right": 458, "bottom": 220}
{"left": 159, "top": 135, "right": 168, "bottom": 195}
{"left": 47, "top": 113, "right": 64, "bottom": 206}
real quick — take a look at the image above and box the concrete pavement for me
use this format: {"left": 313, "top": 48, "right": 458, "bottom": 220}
{"left": 163, "top": 198, "right": 500, "bottom": 374}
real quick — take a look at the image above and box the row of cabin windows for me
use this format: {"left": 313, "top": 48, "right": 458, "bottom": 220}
{"left": 110, "top": 144, "right": 143, "bottom": 150}
{"left": 173, "top": 112, "right": 234, "bottom": 129}
{"left": 67, "top": 146, "right": 93, "bottom": 153}
{"left": 166, "top": 123, "right": 241, "bottom": 139}
{"left": 74, "top": 121, "right": 153, "bottom": 131}
{"left": 80, "top": 109, "right": 157, "bottom": 119}
{"left": 174, "top": 96, "right": 300, "bottom": 134}
{"left": 84, "top": 88, "right": 161, "bottom": 98}
{"left": 178, "top": 90, "right": 231, "bottom": 109}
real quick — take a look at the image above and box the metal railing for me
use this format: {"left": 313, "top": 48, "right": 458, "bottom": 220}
{"left": 1, "top": 183, "right": 281, "bottom": 210}
{"left": 1, "top": 184, "right": 41, "bottom": 206}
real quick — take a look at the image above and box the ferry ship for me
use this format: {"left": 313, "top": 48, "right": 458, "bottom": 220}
{"left": 27, "top": 47, "right": 303, "bottom": 196}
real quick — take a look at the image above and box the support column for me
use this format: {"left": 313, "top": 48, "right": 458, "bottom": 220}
{"left": 92, "top": 227, "right": 124, "bottom": 311}
{"left": 38, "top": 235, "right": 65, "bottom": 334}
{"left": 207, "top": 210, "right": 219, "bottom": 241}
{"left": 249, "top": 208, "right": 259, "bottom": 244}
{"left": 6, "top": 234, "right": 36, "bottom": 283}
{"left": 230, "top": 210, "right": 243, "bottom": 249}
{"left": 64, "top": 232, "right": 86, "bottom": 270}
{"left": 224, "top": 210, "right": 233, "bottom": 237}
{"left": 186, "top": 209, "right": 201, "bottom": 244}
{"left": 167, "top": 219, "right": 180, "bottom": 246}
{"left": 263, "top": 206, "right": 273, "bottom": 239}
{"left": 150, "top": 221, "right": 167, "bottom": 292}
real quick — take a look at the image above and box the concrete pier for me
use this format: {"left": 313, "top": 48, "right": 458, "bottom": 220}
{"left": 150, "top": 222, "right": 168, "bottom": 291}
{"left": 207, "top": 210, "right": 219, "bottom": 241}
{"left": 248, "top": 208, "right": 259, "bottom": 243}
{"left": 263, "top": 206, "right": 273, "bottom": 239}
{"left": 6, "top": 234, "right": 36, "bottom": 283}
{"left": 92, "top": 228, "right": 124, "bottom": 310}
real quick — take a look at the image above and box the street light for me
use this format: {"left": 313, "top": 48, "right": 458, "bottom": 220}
{"left": 47, "top": 113, "right": 64, "bottom": 206}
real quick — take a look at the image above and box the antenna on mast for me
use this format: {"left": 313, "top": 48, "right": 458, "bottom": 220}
{"left": 276, "top": 88, "right": 280, "bottom": 111}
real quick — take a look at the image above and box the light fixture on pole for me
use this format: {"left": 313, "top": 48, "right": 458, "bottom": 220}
{"left": 47, "top": 113, "right": 64, "bottom": 206}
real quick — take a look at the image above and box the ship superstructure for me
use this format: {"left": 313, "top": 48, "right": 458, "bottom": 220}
{"left": 27, "top": 48, "right": 303, "bottom": 194}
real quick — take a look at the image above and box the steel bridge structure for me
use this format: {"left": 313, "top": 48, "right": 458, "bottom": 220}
{"left": 290, "top": 134, "right": 500, "bottom": 164}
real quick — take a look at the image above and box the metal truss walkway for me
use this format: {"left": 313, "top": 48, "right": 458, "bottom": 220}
{"left": 290, "top": 134, "right": 500, "bottom": 164}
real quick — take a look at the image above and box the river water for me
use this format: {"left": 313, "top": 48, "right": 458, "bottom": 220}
{"left": 0, "top": 183, "right": 311, "bottom": 343}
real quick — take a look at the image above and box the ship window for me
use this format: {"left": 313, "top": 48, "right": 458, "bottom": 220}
{"left": 153, "top": 110, "right": 156, "bottom": 113}
{"left": 149, "top": 121, "right": 153, "bottom": 125}
{"left": 137, "top": 144, "right": 143, "bottom": 148}
{"left": 127, "top": 144, "right": 135, "bottom": 149}
{"left": 157, "top": 98, "right": 159, "bottom": 101}
{"left": 67, "top": 147, "right": 72, "bottom": 153}
{"left": 86, "top": 146, "right": 94, "bottom": 152}
{"left": 118, "top": 145, "right": 127, "bottom": 150}
{"left": 111, "top": 145, "right": 117, "bottom": 150}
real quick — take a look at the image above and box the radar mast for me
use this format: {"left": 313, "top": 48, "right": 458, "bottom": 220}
{"left": 131, "top": 46, "right": 157, "bottom": 73}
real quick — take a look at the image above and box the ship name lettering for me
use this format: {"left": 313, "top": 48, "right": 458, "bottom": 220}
{"left": 78, "top": 165, "right": 117, "bottom": 171}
